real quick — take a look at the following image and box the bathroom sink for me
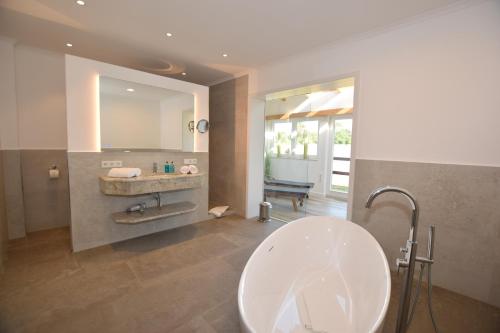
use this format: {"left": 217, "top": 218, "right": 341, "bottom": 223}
{"left": 99, "top": 172, "right": 204, "bottom": 196}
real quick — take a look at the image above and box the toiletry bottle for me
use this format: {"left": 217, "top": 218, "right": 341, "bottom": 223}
{"left": 171, "top": 161, "right": 175, "bottom": 173}
{"left": 164, "top": 161, "right": 170, "bottom": 173}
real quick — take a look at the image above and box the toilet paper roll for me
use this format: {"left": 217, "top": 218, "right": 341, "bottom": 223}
{"left": 49, "top": 168, "right": 59, "bottom": 179}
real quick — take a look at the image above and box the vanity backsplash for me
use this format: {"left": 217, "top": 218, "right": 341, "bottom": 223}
{"left": 67, "top": 151, "right": 209, "bottom": 251}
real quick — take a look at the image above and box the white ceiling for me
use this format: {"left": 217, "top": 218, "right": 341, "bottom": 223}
{"left": 0, "top": 0, "right": 462, "bottom": 85}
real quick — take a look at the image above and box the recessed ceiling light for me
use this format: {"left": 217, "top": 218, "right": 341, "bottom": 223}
{"left": 222, "top": 53, "right": 228, "bottom": 57}
{"left": 181, "top": 72, "right": 187, "bottom": 76}
{"left": 126, "top": 88, "right": 135, "bottom": 92}
{"left": 76, "top": 0, "right": 85, "bottom": 5}
{"left": 66, "top": 43, "right": 73, "bottom": 47}
{"left": 166, "top": 32, "right": 173, "bottom": 37}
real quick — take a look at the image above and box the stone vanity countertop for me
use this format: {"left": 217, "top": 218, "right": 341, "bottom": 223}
{"left": 99, "top": 172, "right": 204, "bottom": 195}
{"left": 100, "top": 172, "right": 204, "bottom": 182}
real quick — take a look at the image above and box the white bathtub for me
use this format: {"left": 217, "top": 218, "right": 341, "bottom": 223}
{"left": 238, "top": 216, "right": 391, "bottom": 333}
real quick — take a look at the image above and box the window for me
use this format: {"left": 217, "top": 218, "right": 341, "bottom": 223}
{"left": 294, "top": 120, "right": 318, "bottom": 157}
{"left": 268, "top": 119, "right": 319, "bottom": 159}
{"left": 272, "top": 122, "right": 292, "bottom": 155}
{"left": 330, "top": 118, "right": 352, "bottom": 193}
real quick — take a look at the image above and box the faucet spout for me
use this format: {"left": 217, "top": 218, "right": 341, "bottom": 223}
{"left": 365, "top": 186, "right": 419, "bottom": 242}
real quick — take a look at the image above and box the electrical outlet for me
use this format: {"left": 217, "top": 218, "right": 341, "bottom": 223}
{"left": 101, "top": 160, "right": 123, "bottom": 168}
{"left": 184, "top": 158, "right": 197, "bottom": 165}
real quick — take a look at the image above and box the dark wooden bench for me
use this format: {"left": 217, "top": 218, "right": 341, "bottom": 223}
{"left": 264, "top": 179, "right": 314, "bottom": 211}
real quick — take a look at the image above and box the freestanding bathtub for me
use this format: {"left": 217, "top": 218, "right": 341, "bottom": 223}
{"left": 238, "top": 216, "right": 391, "bottom": 333}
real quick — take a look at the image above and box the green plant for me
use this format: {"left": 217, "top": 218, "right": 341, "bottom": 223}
{"left": 264, "top": 152, "right": 271, "bottom": 178}
{"left": 334, "top": 128, "right": 352, "bottom": 144}
{"left": 296, "top": 122, "right": 318, "bottom": 159}
{"left": 275, "top": 131, "right": 290, "bottom": 157}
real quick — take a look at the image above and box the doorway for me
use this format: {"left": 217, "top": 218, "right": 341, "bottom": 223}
{"left": 263, "top": 78, "right": 355, "bottom": 222}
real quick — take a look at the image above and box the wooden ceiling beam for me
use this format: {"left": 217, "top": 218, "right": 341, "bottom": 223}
{"left": 265, "top": 107, "right": 353, "bottom": 120}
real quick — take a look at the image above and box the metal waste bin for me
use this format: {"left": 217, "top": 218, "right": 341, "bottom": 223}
{"left": 258, "top": 202, "right": 272, "bottom": 222}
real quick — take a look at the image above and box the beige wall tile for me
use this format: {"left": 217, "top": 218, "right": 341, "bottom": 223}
{"left": 21, "top": 150, "right": 70, "bottom": 232}
{"left": 68, "top": 151, "right": 210, "bottom": 252}
{"left": 351, "top": 159, "right": 500, "bottom": 308}
{"left": 2, "top": 150, "right": 25, "bottom": 239}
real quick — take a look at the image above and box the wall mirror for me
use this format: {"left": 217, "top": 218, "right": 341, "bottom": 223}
{"left": 99, "top": 76, "right": 195, "bottom": 151}
{"left": 196, "top": 119, "right": 210, "bottom": 133}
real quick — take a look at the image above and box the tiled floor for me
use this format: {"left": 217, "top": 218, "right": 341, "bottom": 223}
{"left": 268, "top": 195, "right": 347, "bottom": 222}
{"left": 0, "top": 216, "right": 498, "bottom": 333}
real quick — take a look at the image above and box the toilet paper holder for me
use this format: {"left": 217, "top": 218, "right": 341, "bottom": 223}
{"left": 49, "top": 165, "right": 60, "bottom": 179}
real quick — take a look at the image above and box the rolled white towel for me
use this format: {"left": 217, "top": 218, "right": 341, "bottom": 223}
{"left": 180, "top": 165, "right": 190, "bottom": 174}
{"left": 107, "top": 167, "right": 141, "bottom": 178}
{"left": 180, "top": 165, "right": 199, "bottom": 174}
{"left": 188, "top": 165, "right": 199, "bottom": 174}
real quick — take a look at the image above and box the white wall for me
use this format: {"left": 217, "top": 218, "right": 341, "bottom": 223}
{"left": 246, "top": 97, "right": 266, "bottom": 218}
{"left": 14, "top": 45, "right": 67, "bottom": 149}
{"left": 100, "top": 95, "right": 161, "bottom": 149}
{"left": 65, "top": 55, "right": 209, "bottom": 152}
{"left": 250, "top": 0, "right": 500, "bottom": 167}
{"left": 247, "top": 0, "right": 500, "bottom": 217}
{"left": 0, "top": 38, "right": 19, "bottom": 150}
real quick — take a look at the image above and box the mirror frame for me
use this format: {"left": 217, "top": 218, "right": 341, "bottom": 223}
{"left": 196, "top": 119, "right": 210, "bottom": 133}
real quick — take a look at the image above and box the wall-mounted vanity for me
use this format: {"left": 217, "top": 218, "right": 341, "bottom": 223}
{"left": 65, "top": 55, "right": 209, "bottom": 252}
{"left": 97, "top": 76, "right": 206, "bottom": 224}
{"left": 100, "top": 172, "right": 204, "bottom": 224}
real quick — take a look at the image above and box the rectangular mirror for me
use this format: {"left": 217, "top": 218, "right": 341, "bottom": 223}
{"left": 99, "top": 76, "right": 195, "bottom": 151}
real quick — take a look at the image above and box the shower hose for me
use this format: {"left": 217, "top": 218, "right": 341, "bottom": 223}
{"left": 407, "top": 262, "right": 439, "bottom": 333}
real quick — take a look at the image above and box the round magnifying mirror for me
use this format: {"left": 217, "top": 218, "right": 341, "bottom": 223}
{"left": 196, "top": 119, "right": 210, "bottom": 133}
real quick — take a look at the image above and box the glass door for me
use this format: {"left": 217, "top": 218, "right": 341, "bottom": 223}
{"left": 262, "top": 78, "right": 355, "bottom": 222}
{"left": 263, "top": 93, "right": 316, "bottom": 222}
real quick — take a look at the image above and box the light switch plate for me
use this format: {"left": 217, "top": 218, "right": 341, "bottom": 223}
{"left": 101, "top": 160, "right": 123, "bottom": 168}
{"left": 184, "top": 158, "right": 197, "bottom": 165}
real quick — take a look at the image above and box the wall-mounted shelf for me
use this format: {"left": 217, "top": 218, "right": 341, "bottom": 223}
{"left": 99, "top": 173, "right": 204, "bottom": 196}
{"left": 112, "top": 201, "right": 197, "bottom": 224}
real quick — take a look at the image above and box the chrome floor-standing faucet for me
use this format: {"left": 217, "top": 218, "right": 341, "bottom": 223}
{"left": 366, "top": 186, "right": 437, "bottom": 333}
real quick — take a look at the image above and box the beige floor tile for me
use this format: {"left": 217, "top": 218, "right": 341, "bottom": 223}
{"left": 203, "top": 296, "right": 240, "bottom": 333}
{"left": 1, "top": 217, "right": 499, "bottom": 333}
{"left": 170, "top": 317, "right": 217, "bottom": 333}
{"left": 127, "top": 233, "right": 238, "bottom": 283}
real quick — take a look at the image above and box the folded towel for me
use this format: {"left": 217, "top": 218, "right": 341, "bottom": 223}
{"left": 107, "top": 167, "right": 141, "bottom": 178}
{"left": 209, "top": 206, "right": 229, "bottom": 218}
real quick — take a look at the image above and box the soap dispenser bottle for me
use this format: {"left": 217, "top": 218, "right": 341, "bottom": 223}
{"left": 164, "top": 161, "right": 170, "bottom": 173}
{"left": 171, "top": 161, "right": 175, "bottom": 173}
